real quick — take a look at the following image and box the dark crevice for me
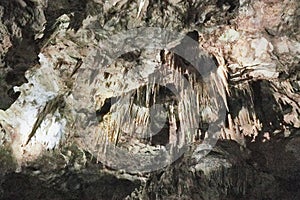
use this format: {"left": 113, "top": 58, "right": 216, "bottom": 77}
{"left": 147, "top": 122, "right": 170, "bottom": 146}
{"left": 251, "top": 80, "right": 283, "bottom": 132}
{"left": 168, "top": 30, "right": 217, "bottom": 79}
{"left": 7, "top": 87, "right": 21, "bottom": 101}
{"left": 120, "top": 50, "right": 141, "bottom": 62}
{"left": 217, "top": 0, "right": 239, "bottom": 13}
{"left": 132, "top": 84, "right": 177, "bottom": 107}
{"left": 38, "top": 0, "right": 89, "bottom": 48}
{"left": 96, "top": 97, "right": 117, "bottom": 122}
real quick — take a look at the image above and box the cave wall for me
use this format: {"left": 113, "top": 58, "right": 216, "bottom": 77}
{"left": 0, "top": 0, "right": 299, "bottom": 199}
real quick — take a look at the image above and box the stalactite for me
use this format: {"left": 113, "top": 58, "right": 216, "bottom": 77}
{"left": 168, "top": 104, "right": 177, "bottom": 145}
{"left": 92, "top": 31, "right": 234, "bottom": 158}
{"left": 146, "top": 82, "right": 150, "bottom": 108}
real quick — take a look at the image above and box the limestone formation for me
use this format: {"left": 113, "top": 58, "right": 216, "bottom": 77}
{"left": 0, "top": 0, "right": 299, "bottom": 199}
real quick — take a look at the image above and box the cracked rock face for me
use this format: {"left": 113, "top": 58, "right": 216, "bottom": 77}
{"left": 0, "top": 0, "right": 300, "bottom": 199}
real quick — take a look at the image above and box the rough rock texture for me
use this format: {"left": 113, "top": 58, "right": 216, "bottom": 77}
{"left": 0, "top": 0, "right": 299, "bottom": 199}
{"left": 138, "top": 139, "right": 300, "bottom": 200}
{"left": 0, "top": 145, "right": 142, "bottom": 200}
{"left": 139, "top": 141, "right": 275, "bottom": 200}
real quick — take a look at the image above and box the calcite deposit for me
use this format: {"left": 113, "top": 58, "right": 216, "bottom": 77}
{"left": 0, "top": 0, "right": 299, "bottom": 199}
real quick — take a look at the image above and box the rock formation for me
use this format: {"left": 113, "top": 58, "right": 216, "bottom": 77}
{"left": 0, "top": 0, "right": 299, "bottom": 199}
